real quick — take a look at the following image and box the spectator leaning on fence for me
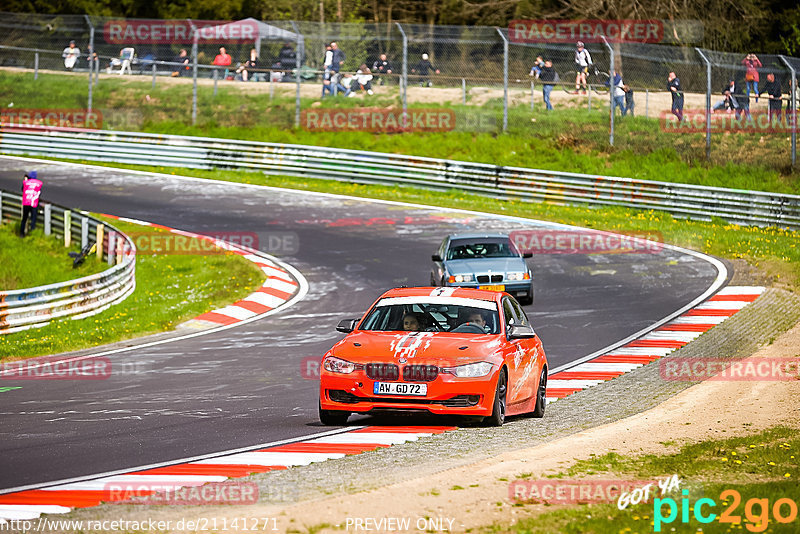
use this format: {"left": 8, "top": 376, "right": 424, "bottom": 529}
{"left": 172, "top": 49, "right": 190, "bottom": 77}
{"left": 610, "top": 70, "right": 626, "bottom": 116}
{"left": 668, "top": 71, "right": 684, "bottom": 121}
{"left": 539, "top": 59, "right": 557, "bottom": 111}
{"left": 529, "top": 56, "right": 544, "bottom": 79}
{"left": 742, "top": 53, "right": 762, "bottom": 103}
{"left": 760, "top": 72, "right": 783, "bottom": 122}
{"left": 62, "top": 40, "right": 80, "bottom": 70}
{"left": 733, "top": 77, "right": 751, "bottom": 119}
{"left": 213, "top": 47, "right": 233, "bottom": 78}
{"left": 372, "top": 53, "right": 392, "bottom": 85}
{"left": 412, "top": 53, "right": 439, "bottom": 87}
{"left": 623, "top": 84, "right": 635, "bottom": 116}
{"left": 713, "top": 79, "right": 739, "bottom": 112}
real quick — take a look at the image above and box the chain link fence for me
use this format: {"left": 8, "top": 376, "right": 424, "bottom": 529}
{"left": 0, "top": 12, "right": 797, "bottom": 171}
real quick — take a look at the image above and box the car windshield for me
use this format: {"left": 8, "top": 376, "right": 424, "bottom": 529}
{"left": 446, "top": 239, "right": 518, "bottom": 260}
{"left": 360, "top": 297, "right": 500, "bottom": 334}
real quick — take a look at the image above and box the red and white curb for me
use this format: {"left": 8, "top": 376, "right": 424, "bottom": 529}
{"left": 545, "top": 286, "right": 766, "bottom": 403}
{"left": 0, "top": 426, "right": 454, "bottom": 522}
{"left": 101, "top": 215, "right": 301, "bottom": 330}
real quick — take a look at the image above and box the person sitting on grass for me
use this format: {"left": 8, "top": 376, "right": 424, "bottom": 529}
{"left": 345, "top": 65, "right": 374, "bottom": 97}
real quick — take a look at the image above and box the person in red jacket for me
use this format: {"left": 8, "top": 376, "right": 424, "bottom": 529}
{"left": 213, "top": 47, "right": 233, "bottom": 79}
{"left": 742, "top": 53, "right": 762, "bottom": 103}
{"left": 20, "top": 170, "right": 43, "bottom": 237}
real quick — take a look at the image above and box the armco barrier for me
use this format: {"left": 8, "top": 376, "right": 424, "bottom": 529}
{"left": 1, "top": 125, "right": 800, "bottom": 229}
{"left": 0, "top": 189, "right": 136, "bottom": 334}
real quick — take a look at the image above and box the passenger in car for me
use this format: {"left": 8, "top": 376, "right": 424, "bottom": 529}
{"left": 402, "top": 313, "right": 422, "bottom": 331}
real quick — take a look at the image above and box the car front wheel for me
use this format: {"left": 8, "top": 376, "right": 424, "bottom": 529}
{"left": 319, "top": 401, "right": 350, "bottom": 426}
{"left": 531, "top": 367, "right": 547, "bottom": 418}
{"left": 484, "top": 370, "right": 507, "bottom": 427}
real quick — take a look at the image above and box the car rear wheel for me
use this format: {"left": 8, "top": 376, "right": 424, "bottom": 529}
{"left": 484, "top": 370, "right": 507, "bottom": 427}
{"left": 318, "top": 401, "right": 350, "bottom": 426}
{"left": 531, "top": 367, "right": 547, "bottom": 418}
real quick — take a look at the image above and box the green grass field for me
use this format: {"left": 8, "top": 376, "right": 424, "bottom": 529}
{"left": 0, "top": 222, "right": 106, "bottom": 289}
{"left": 1, "top": 70, "right": 797, "bottom": 194}
{"left": 486, "top": 426, "right": 799, "bottom": 533}
{"left": 0, "top": 217, "right": 264, "bottom": 359}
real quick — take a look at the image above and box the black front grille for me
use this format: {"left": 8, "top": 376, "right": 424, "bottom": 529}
{"left": 402, "top": 365, "right": 439, "bottom": 382}
{"left": 476, "top": 274, "right": 504, "bottom": 283}
{"left": 366, "top": 363, "right": 399, "bottom": 381}
{"left": 491, "top": 274, "right": 503, "bottom": 283}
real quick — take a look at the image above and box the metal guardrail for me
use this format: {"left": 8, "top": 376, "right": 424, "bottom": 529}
{"left": 0, "top": 189, "right": 136, "bottom": 334}
{"left": 1, "top": 125, "right": 799, "bottom": 229}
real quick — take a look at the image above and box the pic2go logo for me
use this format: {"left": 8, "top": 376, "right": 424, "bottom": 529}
{"left": 654, "top": 489, "right": 799, "bottom": 532}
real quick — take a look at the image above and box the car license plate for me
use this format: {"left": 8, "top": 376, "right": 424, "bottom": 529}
{"left": 373, "top": 382, "right": 427, "bottom": 396}
{"left": 479, "top": 284, "right": 505, "bottom": 291}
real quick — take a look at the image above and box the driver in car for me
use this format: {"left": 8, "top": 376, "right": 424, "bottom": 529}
{"left": 466, "top": 311, "right": 488, "bottom": 332}
{"left": 402, "top": 312, "right": 423, "bottom": 331}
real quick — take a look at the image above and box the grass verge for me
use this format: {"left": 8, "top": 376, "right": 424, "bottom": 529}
{"left": 0, "top": 217, "right": 264, "bottom": 360}
{"left": 42, "top": 160, "right": 800, "bottom": 292}
{"left": 0, "top": 222, "right": 106, "bottom": 289}
{"left": 0, "top": 70, "right": 797, "bottom": 193}
{"left": 488, "top": 426, "right": 799, "bottom": 533}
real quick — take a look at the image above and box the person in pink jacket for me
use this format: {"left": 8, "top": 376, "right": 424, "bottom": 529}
{"left": 20, "top": 170, "right": 43, "bottom": 237}
{"left": 742, "top": 53, "right": 762, "bottom": 103}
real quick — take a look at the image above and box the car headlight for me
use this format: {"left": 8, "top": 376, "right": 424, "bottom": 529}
{"left": 448, "top": 274, "right": 474, "bottom": 283}
{"left": 442, "top": 361, "right": 493, "bottom": 378}
{"left": 323, "top": 356, "right": 360, "bottom": 374}
{"left": 506, "top": 272, "right": 531, "bottom": 281}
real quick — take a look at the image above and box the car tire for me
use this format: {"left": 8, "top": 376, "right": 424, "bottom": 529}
{"left": 318, "top": 401, "right": 350, "bottom": 426}
{"left": 519, "top": 285, "right": 534, "bottom": 306}
{"left": 484, "top": 370, "right": 507, "bottom": 427}
{"left": 531, "top": 367, "right": 547, "bottom": 418}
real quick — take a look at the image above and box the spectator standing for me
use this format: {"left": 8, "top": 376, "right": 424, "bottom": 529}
{"left": 539, "top": 59, "right": 557, "bottom": 110}
{"left": 321, "top": 45, "right": 334, "bottom": 97}
{"left": 20, "top": 171, "right": 42, "bottom": 237}
{"left": 574, "top": 41, "right": 592, "bottom": 94}
{"left": 760, "top": 72, "right": 783, "bottom": 122}
{"left": 668, "top": 71, "right": 684, "bottom": 121}
{"left": 623, "top": 85, "right": 635, "bottom": 116}
{"left": 610, "top": 70, "right": 626, "bottom": 116}
{"left": 372, "top": 53, "right": 392, "bottom": 85}
{"left": 213, "top": 47, "right": 233, "bottom": 78}
{"left": 330, "top": 42, "right": 345, "bottom": 73}
{"left": 62, "top": 40, "right": 80, "bottom": 70}
{"left": 733, "top": 78, "right": 751, "bottom": 119}
{"left": 172, "top": 49, "right": 190, "bottom": 77}
{"left": 529, "top": 56, "right": 544, "bottom": 79}
{"left": 742, "top": 53, "right": 762, "bottom": 103}
{"left": 412, "top": 53, "right": 439, "bottom": 87}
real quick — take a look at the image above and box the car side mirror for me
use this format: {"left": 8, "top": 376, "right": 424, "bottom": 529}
{"left": 507, "top": 324, "right": 536, "bottom": 339}
{"left": 522, "top": 252, "right": 533, "bottom": 259}
{"left": 431, "top": 254, "right": 442, "bottom": 262}
{"left": 336, "top": 318, "right": 358, "bottom": 333}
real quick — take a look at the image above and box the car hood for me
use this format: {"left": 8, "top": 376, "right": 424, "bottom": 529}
{"left": 445, "top": 257, "right": 527, "bottom": 275}
{"left": 331, "top": 331, "right": 505, "bottom": 365}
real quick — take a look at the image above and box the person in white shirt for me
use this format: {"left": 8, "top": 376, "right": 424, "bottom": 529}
{"left": 62, "top": 41, "right": 80, "bottom": 70}
{"left": 574, "top": 41, "right": 592, "bottom": 94}
{"left": 346, "top": 64, "right": 374, "bottom": 97}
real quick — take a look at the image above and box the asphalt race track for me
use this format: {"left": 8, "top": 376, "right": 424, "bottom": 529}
{"left": 0, "top": 158, "right": 724, "bottom": 492}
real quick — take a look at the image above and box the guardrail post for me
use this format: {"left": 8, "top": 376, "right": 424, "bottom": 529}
{"left": 601, "top": 36, "right": 614, "bottom": 146}
{"left": 152, "top": 62, "right": 157, "bottom": 89}
{"left": 108, "top": 231, "right": 116, "bottom": 265}
{"left": 213, "top": 68, "right": 218, "bottom": 96}
{"left": 44, "top": 204, "right": 51, "bottom": 235}
{"left": 189, "top": 19, "right": 198, "bottom": 126}
{"left": 780, "top": 56, "right": 797, "bottom": 168}
{"left": 34, "top": 52, "right": 39, "bottom": 80}
{"left": 496, "top": 28, "right": 509, "bottom": 132}
{"left": 645, "top": 88, "right": 649, "bottom": 118}
{"left": 396, "top": 22, "right": 408, "bottom": 117}
{"left": 530, "top": 81, "right": 534, "bottom": 111}
{"left": 696, "top": 48, "right": 712, "bottom": 160}
{"left": 85, "top": 15, "right": 95, "bottom": 114}
{"left": 96, "top": 224, "right": 104, "bottom": 260}
{"left": 117, "top": 239, "right": 124, "bottom": 264}
{"left": 81, "top": 216, "right": 88, "bottom": 249}
{"left": 462, "top": 78, "right": 466, "bottom": 105}
{"left": 64, "top": 210, "right": 71, "bottom": 247}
